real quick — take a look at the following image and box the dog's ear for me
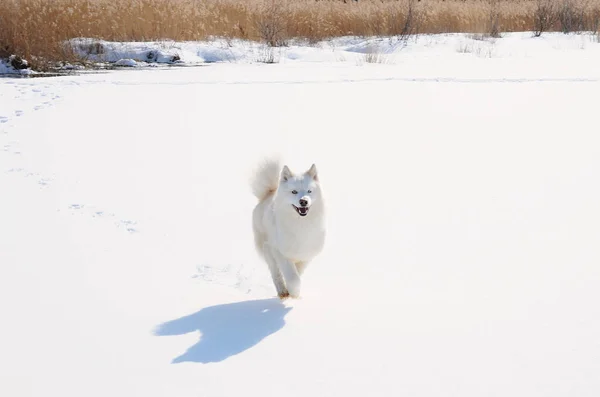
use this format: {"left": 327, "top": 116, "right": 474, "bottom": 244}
{"left": 307, "top": 164, "right": 318, "bottom": 181}
{"left": 281, "top": 165, "right": 292, "bottom": 182}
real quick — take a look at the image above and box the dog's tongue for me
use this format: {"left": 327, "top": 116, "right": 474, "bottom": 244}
{"left": 299, "top": 207, "right": 307, "bottom": 214}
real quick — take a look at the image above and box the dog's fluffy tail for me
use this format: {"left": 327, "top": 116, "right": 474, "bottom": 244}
{"left": 251, "top": 158, "right": 281, "bottom": 201}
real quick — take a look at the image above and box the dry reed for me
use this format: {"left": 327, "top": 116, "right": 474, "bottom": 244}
{"left": 1, "top": 0, "right": 600, "bottom": 69}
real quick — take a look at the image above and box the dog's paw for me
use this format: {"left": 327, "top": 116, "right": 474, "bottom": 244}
{"left": 278, "top": 291, "right": 290, "bottom": 300}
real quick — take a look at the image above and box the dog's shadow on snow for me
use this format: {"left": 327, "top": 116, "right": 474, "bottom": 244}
{"left": 153, "top": 298, "right": 292, "bottom": 364}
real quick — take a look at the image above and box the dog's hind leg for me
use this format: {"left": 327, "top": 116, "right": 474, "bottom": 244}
{"left": 263, "top": 243, "right": 289, "bottom": 298}
{"left": 295, "top": 261, "right": 310, "bottom": 276}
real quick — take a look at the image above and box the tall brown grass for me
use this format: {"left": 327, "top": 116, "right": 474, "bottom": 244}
{"left": 1, "top": 0, "right": 600, "bottom": 69}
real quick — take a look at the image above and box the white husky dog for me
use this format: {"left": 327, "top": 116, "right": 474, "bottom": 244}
{"left": 251, "top": 159, "right": 326, "bottom": 299}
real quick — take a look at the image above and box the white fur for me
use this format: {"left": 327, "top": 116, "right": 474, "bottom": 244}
{"left": 251, "top": 159, "right": 326, "bottom": 299}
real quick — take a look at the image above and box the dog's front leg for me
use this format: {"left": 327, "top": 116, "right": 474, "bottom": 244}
{"left": 263, "top": 243, "right": 289, "bottom": 298}
{"left": 270, "top": 248, "right": 301, "bottom": 298}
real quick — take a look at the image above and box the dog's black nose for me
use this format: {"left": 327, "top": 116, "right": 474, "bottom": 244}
{"left": 299, "top": 199, "right": 308, "bottom": 207}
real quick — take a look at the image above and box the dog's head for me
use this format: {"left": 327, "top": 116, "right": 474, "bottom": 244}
{"left": 277, "top": 164, "right": 322, "bottom": 218}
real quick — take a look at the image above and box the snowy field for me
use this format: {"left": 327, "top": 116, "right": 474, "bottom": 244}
{"left": 1, "top": 33, "right": 600, "bottom": 397}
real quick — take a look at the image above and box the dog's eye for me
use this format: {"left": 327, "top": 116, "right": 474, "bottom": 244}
{"left": 308, "top": 190, "right": 312, "bottom": 193}
{"left": 291, "top": 190, "right": 298, "bottom": 194}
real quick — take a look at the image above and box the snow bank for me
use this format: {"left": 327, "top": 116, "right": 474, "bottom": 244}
{"left": 3, "top": 33, "right": 600, "bottom": 75}
{"left": 69, "top": 32, "right": 600, "bottom": 68}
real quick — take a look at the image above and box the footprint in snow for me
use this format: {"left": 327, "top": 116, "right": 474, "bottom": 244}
{"left": 118, "top": 220, "right": 138, "bottom": 233}
{"left": 68, "top": 204, "right": 139, "bottom": 234}
{"left": 194, "top": 263, "right": 271, "bottom": 296}
{"left": 3, "top": 142, "right": 21, "bottom": 155}
{"left": 6, "top": 166, "right": 53, "bottom": 190}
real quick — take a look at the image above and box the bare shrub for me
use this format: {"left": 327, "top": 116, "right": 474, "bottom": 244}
{"left": 489, "top": 0, "right": 502, "bottom": 37}
{"left": 395, "top": 0, "right": 422, "bottom": 41}
{"left": 533, "top": 0, "right": 559, "bottom": 36}
{"left": 558, "top": 0, "right": 585, "bottom": 33}
{"left": 256, "top": 45, "right": 279, "bottom": 63}
{"left": 367, "top": 0, "right": 422, "bottom": 42}
{"left": 255, "top": 0, "right": 289, "bottom": 47}
{"left": 587, "top": 6, "right": 600, "bottom": 32}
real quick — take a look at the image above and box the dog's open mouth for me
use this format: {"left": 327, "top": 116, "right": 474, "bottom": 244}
{"left": 292, "top": 205, "right": 310, "bottom": 217}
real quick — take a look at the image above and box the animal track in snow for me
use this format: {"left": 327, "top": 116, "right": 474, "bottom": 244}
{"left": 3, "top": 142, "right": 22, "bottom": 155}
{"left": 68, "top": 203, "right": 139, "bottom": 234}
{"left": 1, "top": 84, "right": 63, "bottom": 136}
{"left": 119, "top": 220, "right": 138, "bottom": 233}
{"left": 3, "top": 84, "right": 64, "bottom": 124}
{"left": 193, "top": 263, "right": 271, "bottom": 296}
{"left": 4, "top": 167, "right": 52, "bottom": 189}
{"left": 2, "top": 82, "right": 134, "bottom": 236}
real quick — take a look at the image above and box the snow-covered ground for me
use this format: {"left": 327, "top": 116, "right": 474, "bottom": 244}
{"left": 1, "top": 33, "right": 599, "bottom": 397}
